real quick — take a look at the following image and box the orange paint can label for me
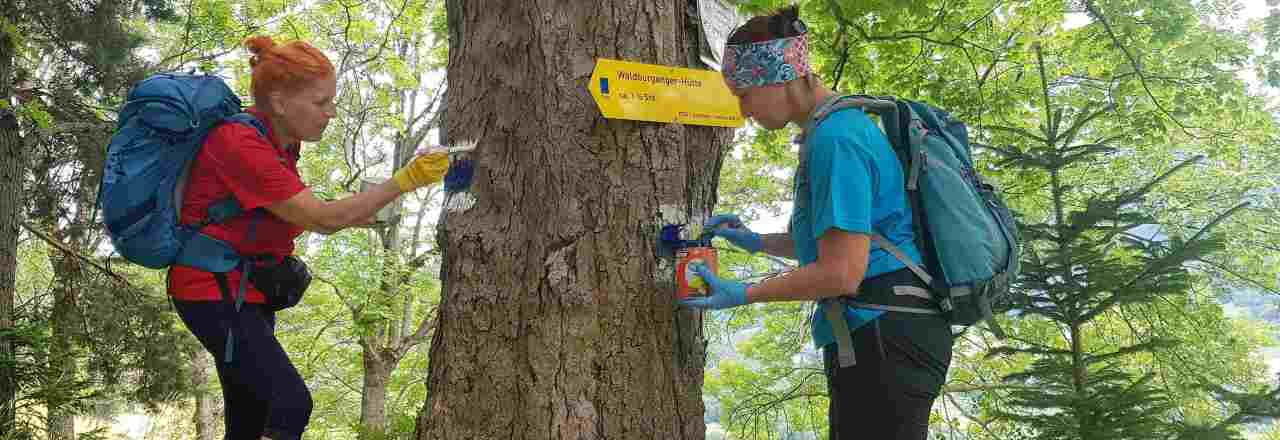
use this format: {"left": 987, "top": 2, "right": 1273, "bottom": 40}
{"left": 675, "top": 247, "right": 718, "bottom": 300}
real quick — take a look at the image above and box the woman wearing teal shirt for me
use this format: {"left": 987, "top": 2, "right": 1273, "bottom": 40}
{"left": 679, "top": 7, "right": 954, "bottom": 439}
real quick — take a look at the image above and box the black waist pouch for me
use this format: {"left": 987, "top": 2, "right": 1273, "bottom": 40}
{"left": 249, "top": 255, "right": 312, "bottom": 312}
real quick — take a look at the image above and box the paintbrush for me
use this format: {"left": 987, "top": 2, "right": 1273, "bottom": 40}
{"left": 416, "top": 140, "right": 476, "bottom": 193}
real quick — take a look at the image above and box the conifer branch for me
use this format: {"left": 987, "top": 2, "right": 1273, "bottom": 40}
{"left": 1085, "top": 202, "right": 1250, "bottom": 321}
{"left": 19, "top": 221, "right": 130, "bottom": 287}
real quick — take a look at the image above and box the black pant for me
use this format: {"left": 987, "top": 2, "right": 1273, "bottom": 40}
{"left": 823, "top": 271, "right": 954, "bottom": 440}
{"left": 174, "top": 300, "right": 312, "bottom": 440}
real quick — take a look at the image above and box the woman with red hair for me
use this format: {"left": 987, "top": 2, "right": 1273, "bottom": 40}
{"left": 169, "top": 36, "right": 448, "bottom": 440}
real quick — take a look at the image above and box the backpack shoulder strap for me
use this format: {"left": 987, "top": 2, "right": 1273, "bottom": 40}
{"left": 804, "top": 96, "right": 951, "bottom": 316}
{"left": 801, "top": 95, "right": 909, "bottom": 159}
{"left": 802, "top": 95, "right": 875, "bottom": 141}
{"left": 193, "top": 113, "right": 274, "bottom": 229}
{"left": 801, "top": 95, "right": 941, "bottom": 367}
{"left": 805, "top": 95, "right": 900, "bottom": 128}
{"left": 224, "top": 112, "right": 293, "bottom": 163}
{"left": 223, "top": 112, "right": 268, "bottom": 138}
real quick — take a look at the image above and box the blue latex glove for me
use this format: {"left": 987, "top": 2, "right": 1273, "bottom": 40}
{"left": 678, "top": 263, "right": 750, "bottom": 310}
{"left": 704, "top": 214, "right": 763, "bottom": 254}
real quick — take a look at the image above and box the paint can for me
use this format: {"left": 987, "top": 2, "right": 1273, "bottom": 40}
{"left": 675, "top": 246, "right": 718, "bottom": 300}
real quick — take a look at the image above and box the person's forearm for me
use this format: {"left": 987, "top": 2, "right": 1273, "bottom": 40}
{"left": 745, "top": 260, "right": 865, "bottom": 303}
{"left": 270, "top": 181, "right": 407, "bottom": 235}
{"left": 314, "top": 181, "right": 402, "bottom": 233}
{"left": 759, "top": 233, "right": 796, "bottom": 259}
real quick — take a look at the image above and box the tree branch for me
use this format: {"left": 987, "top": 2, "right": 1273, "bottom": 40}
{"left": 315, "top": 274, "right": 360, "bottom": 317}
{"left": 1085, "top": 202, "right": 1251, "bottom": 321}
{"left": 944, "top": 383, "right": 1041, "bottom": 394}
{"left": 1082, "top": 0, "right": 1202, "bottom": 139}
{"left": 395, "top": 307, "right": 437, "bottom": 358}
{"left": 1058, "top": 101, "right": 1115, "bottom": 147}
{"left": 987, "top": 124, "right": 1049, "bottom": 144}
{"left": 1034, "top": 43, "right": 1056, "bottom": 143}
{"left": 19, "top": 221, "right": 130, "bottom": 287}
{"left": 1191, "top": 258, "right": 1280, "bottom": 295}
{"left": 1097, "top": 154, "right": 1205, "bottom": 214}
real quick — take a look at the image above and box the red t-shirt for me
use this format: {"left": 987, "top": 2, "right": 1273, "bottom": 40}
{"left": 168, "top": 108, "right": 307, "bottom": 303}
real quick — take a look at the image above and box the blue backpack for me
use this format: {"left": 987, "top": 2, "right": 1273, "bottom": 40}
{"left": 99, "top": 73, "right": 274, "bottom": 363}
{"left": 804, "top": 95, "right": 1020, "bottom": 349}
{"left": 99, "top": 72, "right": 266, "bottom": 273}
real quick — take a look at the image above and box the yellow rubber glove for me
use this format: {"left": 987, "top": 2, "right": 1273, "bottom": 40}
{"left": 392, "top": 152, "right": 450, "bottom": 192}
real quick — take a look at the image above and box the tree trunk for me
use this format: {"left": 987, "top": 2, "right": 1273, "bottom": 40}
{"left": 0, "top": 0, "right": 20, "bottom": 433}
{"left": 357, "top": 127, "right": 413, "bottom": 440}
{"left": 191, "top": 348, "right": 218, "bottom": 440}
{"left": 46, "top": 256, "right": 79, "bottom": 440}
{"left": 356, "top": 97, "right": 436, "bottom": 439}
{"left": 35, "top": 69, "right": 105, "bottom": 440}
{"left": 38, "top": 138, "right": 99, "bottom": 440}
{"left": 0, "top": 109, "right": 18, "bottom": 440}
{"left": 415, "top": 1, "right": 728, "bottom": 439}
{"left": 360, "top": 350, "right": 395, "bottom": 440}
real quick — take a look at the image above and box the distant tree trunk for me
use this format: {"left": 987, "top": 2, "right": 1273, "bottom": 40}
{"left": 34, "top": 73, "right": 106, "bottom": 440}
{"left": 46, "top": 255, "right": 80, "bottom": 440}
{"left": 358, "top": 140, "right": 410, "bottom": 440}
{"left": 358, "top": 217, "right": 436, "bottom": 439}
{"left": 357, "top": 105, "right": 439, "bottom": 440}
{"left": 0, "top": 0, "right": 21, "bottom": 434}
{"left": 190, "top": 349, "right": 218, "bottom": 440}
{"left": 36, "top": 144, "right": 100, "bottom": 440}
{"left": 360, "top": 350, "right": 395, "bottom": 439}
{"left": 415, "top": 1, "right": 728, "bottom": 439}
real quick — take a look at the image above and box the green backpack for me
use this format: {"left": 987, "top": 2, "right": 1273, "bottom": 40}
{"left": 803, "top": 95, "right": 1020, "bottom": 365}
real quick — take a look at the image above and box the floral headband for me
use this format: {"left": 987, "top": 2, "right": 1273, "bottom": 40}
{"left": 722, "top": 34, "right": 812, "bottom": 90}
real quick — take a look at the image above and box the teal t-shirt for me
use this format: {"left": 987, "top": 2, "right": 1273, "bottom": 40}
{"left": 791, "top": 107, "right": 922, "bottom": 350}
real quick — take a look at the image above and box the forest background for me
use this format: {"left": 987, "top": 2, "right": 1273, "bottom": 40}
{"left": 0, "top": 0, "right": 1278, "bottom": 439}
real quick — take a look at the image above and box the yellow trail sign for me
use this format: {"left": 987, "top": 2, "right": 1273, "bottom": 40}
{"left": 587, "top": 58, "right": 744, "bottom": 128}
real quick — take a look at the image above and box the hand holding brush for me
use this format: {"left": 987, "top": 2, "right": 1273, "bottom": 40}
{"left": 703, "top": 214, "right": 763, "bottom": 254}
{"left": 417, "top": 141, "right": 477, "bottom": 193}
{"left": 392, "top": 142, "right": 478, "bottom": 193}
{"left": 391, "top": 152, "right": 450, "bottom": 193}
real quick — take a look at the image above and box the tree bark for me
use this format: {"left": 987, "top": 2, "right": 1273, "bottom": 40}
{"left": 357, "top": 123, "right": 432, "bottom": 440}
{"left": 191, "top": 348, "right": 218, "bottom": 440}
{"left": 0, "top": 0, "right": 21, "bottom": 433}
{"left": 46, "top": 255, "right": 80, "bottom": 440}
{"left": 415, "top": 1, "right": 728, "bottom": 439}
{"left": 36, "top": 126, "right": 100, "bottom": 440}
{"left": 0, "top": 106, "right": 18, "bottom": 440}
{"left": 360, "top": 350, "right": 394, "bottom": 440}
